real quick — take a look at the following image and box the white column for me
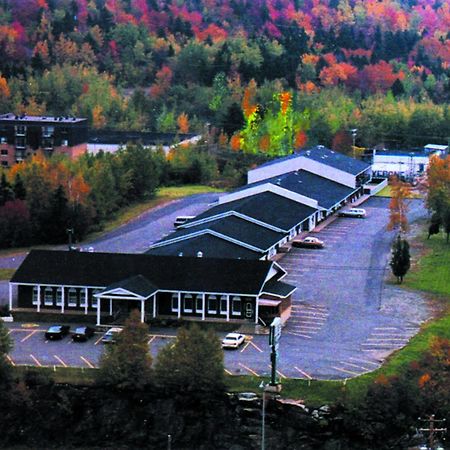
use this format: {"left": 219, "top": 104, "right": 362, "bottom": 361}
{"left": 84, "top": 288, "right": 88, "bottom": 315}
{"left": 141, "top": 299, "right": 145, "bottom": 322}
{"left": 109, "top": 298, "right": 112, "bottom": 316}
{"left": 37, "top": 285, "right": 41, "bottom": 312}
{"left": 61, "top": 287, "right": 65, "bottom": 314}
{"left": 96, "top": 297, "right": 101, "bottom": 326}
{"left": 9, "top": 283, "right": 13, "bottom": 311}
{"left": 152, "top": 294, "right": 156, "bottom": 318}
{"left": 202, "top": 293, "right": 206, "bottom": 321}
{"left": 177, "top": 292, "right": 181, "bottom": 318}
{"left": 226, "top": 295, "right": 230, "bottom": 322}
{"left": 255, "top": 297, "right": 259, "bottom": 324}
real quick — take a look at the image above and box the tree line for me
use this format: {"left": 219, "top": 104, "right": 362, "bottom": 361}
{"left": 0, "top": 143, "right": 224, "bottom": 249}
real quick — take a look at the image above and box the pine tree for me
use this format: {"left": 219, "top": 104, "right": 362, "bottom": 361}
{"left": 390, "top": 235, "right": 411, "bottom": 283}
{"left": 13, "top": 173, "right": 26, "bottom": 200}
{"left": 0, "top": 319, "right": 12, "bottom": 383}
{"left": 0, "top": 173, "right": 14, "bottom": 206}
{"left": 154, "top": 324, "right": 225, "bottom": 395}
{"left": 97, "top": 309, "right": 152, "bottom": 390}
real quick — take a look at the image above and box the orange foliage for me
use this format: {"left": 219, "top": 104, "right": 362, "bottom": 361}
{"left": 295, "top": 130, "right": 308, "bottom": 149}
{"left": 387, "top": 175, "right": 411, "bottom": 232}
{"left": 218, "top": 132, "right": 228, "bottom": 147}
{"left": 418, "top": 373, "right": 431, "bottom": 388}
{"left": 149, "top": 65, "right": 172, "bottom": 98}
{"left": 259, "top": 135, "right": 270, "bottom": 152}
{"left": 242, "top": 79, "right": 257, "bottom": 118}
{"left": 302, "top": 54, "right": 319, "bottom": 65}
{"left": 298, "top": 81, "right": 318, "bottom": 94}
{"left": 230, "top": 133, "right": 241, "bottom": 151}
{"left": 177, "top": 112, "right": 189, "bottom": 133}
{"left": 279, "top": 92, "right": 292, "bottom": 115}
{"left": 320, "top": 62, "right": 358, "bottom": 86}
{"left": 0, "top": 75, "right": 10, "bottom": 98}
{"left": 92, "top": 105, "right": 107, "bottom": 129}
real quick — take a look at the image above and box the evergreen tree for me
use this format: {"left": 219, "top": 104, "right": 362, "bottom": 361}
{"left": 43, "top": 185, "right": 69, "bottom": 243}
{"left": 97, "top": 309, "right": 152, "bottom": 390}
{"left": 390, "top": 235, "right": 411, "bottom": 283}
{"left": 13, "top": 174, "right": 26, "bottom": 200}
{"left": 391, "top": 78, "right": 405, "bottom": 97}
{"left": 0, "top": 173, "right": 14, "bottom": 206}
{"left": 154, "top": 324, "right": 225, "bottom": 395}
{"left": 0, "top": 319, "right": 12, "bottom": 383}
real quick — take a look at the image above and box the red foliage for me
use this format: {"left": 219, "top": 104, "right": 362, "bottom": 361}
{"left": 149, "top": 65, "right": 173, "bottom": 98}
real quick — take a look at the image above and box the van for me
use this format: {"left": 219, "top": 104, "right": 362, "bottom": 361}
{"left": 174, "top": 216, "right": 195, "bottom": 228}
{"left": 338, "top": 208, "right": 366, "bottom": 218}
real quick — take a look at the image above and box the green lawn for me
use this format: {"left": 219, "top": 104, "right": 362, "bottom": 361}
{"left": 376, "top": 185, "right": 422, "bottom": 198}
{"left": 0, "top": 268, "right": 15, "bottom": 281}
{"left": 403, "top": 233, "right": 450, "bottom": 297}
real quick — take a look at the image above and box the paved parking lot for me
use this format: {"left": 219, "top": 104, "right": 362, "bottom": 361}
{"left": 4, "top": 198, "right": 431, "bottom": 380}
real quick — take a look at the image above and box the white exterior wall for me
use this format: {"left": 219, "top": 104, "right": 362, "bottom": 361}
{"left": 372, "top": 154, "right": 429, "bottom": 176}
{"left": 217, "top": 183, "right": 319, "bottom": 209}
{"left": 247, "top": 156, "right": 356, "bottom": 188}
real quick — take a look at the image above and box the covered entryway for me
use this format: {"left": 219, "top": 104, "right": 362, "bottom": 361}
{"left": 94, "top": 275, "right": 157, "bottom": 326}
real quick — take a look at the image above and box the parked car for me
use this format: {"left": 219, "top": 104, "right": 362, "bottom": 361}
{"left": 45, "top": 325, "right": 70, "bottom": 340}
{"left": 222, "top": 332, "right": 246, "bottom": 349}
{"left": 101, "top": 327, "right": 123, "bottom": 344}
{"left": 238, "top": 392, "right": 259, "bottom": 403}
{"left": 72, "top": 326, "right": 96, "bottom": 342}
{"left": 338, "top": 208, "right": 366, "bottom": 218}
{"left": 292, "top": 236, "right": 324, "bottom": 249}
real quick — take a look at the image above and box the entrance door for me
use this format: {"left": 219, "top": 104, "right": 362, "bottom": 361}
{"left": 245, "top": 302, "right": 253, "bottom": 319}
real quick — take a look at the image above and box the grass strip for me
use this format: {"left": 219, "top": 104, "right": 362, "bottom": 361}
{"left": 0, "top": 268, "right": 15, "bottom": 280}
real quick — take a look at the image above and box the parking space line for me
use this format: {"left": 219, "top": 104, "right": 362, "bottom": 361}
{"left": 240, "top": 341, "right": 251, "bottom": 353}
{"left": 249, "top": 341, "right": 263, "bottom": 353}
{"left": 294, "top": 366, "right": 312, "bottom": 379}
{"left": 290, "top": 316, "right": 325, "bottom": 322}
{"left": 342, "top": 361, "right": 371, "bottom": 371}
{"left": 224, "top": 369, "right": 232, "bottom": 375}
{"left": 332, "top": 366, "right": 360, "bottom": 376}
{"left": 54, "top": 355, "right": 67, "bottom": 367}
{"left": 367, "top": 338, "right": 408, "bottom": 342}
{"left": 290, "top": 324, "right": 322, "bottom": 330}
{"left": 6, "top": 355, "right": 15, "bottom": 366}
{"left": 286, "top": 331, "right": 312, "bottom": 339}
{"left": 374, "top": 327, "right": 399, "bottom": 330}
{"left": 94, "top": 335, "right": 104, "bottom": 345}
{"left": 148, "top": 336, "right": 156, "bottom": 344}
{"left": 150, "top": 334, "right": 177, "bottom": 339}
{"left": 80, "top": 356, "right": 96, "bottom": 369}
{"left": 238, "top": 363, "right": 260, "bottom": 377}
{"left": 297, "top": 311, "right": 328, "bottom": 317}
{"left": 21, "top": 330, "right": 38, "bottom": 343}
{"left": 269, "top": 366, "right": 287, "bottom": 379}
{"left": 349, "top": 357, "right": 380, "bottom": 366}
{"left": 30, "top": 354, "right": 42, "bottom": 366}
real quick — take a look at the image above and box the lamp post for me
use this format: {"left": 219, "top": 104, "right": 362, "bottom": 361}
{"left": 259, "top": 381, "right": 267, "bottom": 450}
{"left": 350, "top": 128, "right": 357, "bottom": 158}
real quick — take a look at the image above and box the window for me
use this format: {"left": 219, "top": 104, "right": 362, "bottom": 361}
{"left": 232, "top": 296, "right": 241, "bottom": 316}
{"left": 91, "top": 289, "right": 100, "bottom": 309}
{"left": 15, "top": 137, "right": 26, "bottom": 148}
{"left": 68, "top": 288, "right": 77, "bottom": 307}
{"left": 220, "top": 296, "right": 227, "bottom": 314}
{"left": 32, "top": 286, "right": 39, "bottom": 305}
{"left": 183, "top": 294, "right": 193, "bottom": 313}
{"left": 1, "top": 161, "right": 7, "bottom": 167}
{"left": 1, "top": 149, "right": 7, "bottom": 155}
{"left": 56, "top": 287, "right": 63, "bottom": 306}
{"left": 42, "top": 126, "right": 54, "bottom": 137}
{"left": 80, "top": 289, "right": 87, "bottom": 307}
{"left": 42, "top": 138, "right": 53, "bottom": 149}
{"left": 15, "top": 125, "right": 26, "bottom": 135}
{"left": 0, "top": 137, "right": 6, "bottom": 144}
{"left": 171, "top": 294, "right": 179, "bottom": 312}
{"left": 208, "top": 295, "right": 218, "bottom": 314}
{"left": 195, "top": 295, "right": 203, "bottom": 313}
{"left": 44, "top": 287, "right": 53, "bottom": 306}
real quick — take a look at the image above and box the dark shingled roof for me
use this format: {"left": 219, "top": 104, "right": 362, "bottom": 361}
{"left": 255, "top": 145, "right": 370, "bottom": 176}
{"left": 261, "top": 279, "right": 297, "bottom": 297}
{"left": 146, "top": 234, "right": 261, "bottom": 259}
{"left": 155, "top": 215, "right": 285, "bottom": 250}
{"left": 101, "top": 275, "right": 158, "bottom": 297}
{"left": 184, "top": 191, "right": 316, "bottom": 232}
{"left": 11, "top": 250, "right": 272, "bottom": 295}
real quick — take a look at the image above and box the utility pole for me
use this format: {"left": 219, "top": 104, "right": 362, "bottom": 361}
{"left": 418, "top": 415, "right": 447, "bottom": 449}
{"left": 66, "top": 228, "right": 74, "bottom": 251}
{"left": 350, "top": 128, "right": 357, "bottom": 159}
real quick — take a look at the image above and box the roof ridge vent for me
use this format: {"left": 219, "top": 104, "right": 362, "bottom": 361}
{"left": 305, "top": 150, "right": 311, "bottom": 156}
{"left": 197, "top": 251, "right": 203, "bottom": 258}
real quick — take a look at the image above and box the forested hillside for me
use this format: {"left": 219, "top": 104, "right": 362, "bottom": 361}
{"left": 0, "top": 0, "right": 449, "bottom": 149}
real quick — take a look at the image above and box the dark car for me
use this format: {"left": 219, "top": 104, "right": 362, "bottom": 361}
{"left": 45, "top": 325, "right": 70, "bottom": 340}
{"left": 72, "top": 326, "right": 96, "bottom": 342}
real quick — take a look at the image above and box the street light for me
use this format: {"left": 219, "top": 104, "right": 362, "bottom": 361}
{"left": 350, "top": 128, "right": 357, "bottom": 158}
{"left": 259, "top": 381, "right": 267, "bottom": 450}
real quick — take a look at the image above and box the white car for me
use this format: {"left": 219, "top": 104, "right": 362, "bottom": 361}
{"left": 292, "top": 236, "right": 324, "bottom": 249}
{"left": 222, "top": 333, "right": 246, "bottom": 349}
{"left": 101, "top": 327, "right": 123, "bottom": 344}
{"left": 338, "top": 208, "right": 366, "bottom": 218}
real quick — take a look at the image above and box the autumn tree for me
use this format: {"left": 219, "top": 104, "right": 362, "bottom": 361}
{"left": 177, "top": 112, "right": 189, "bottom": 134}
{"left": 390, "top": 234, "right": 410, "bottom": 283}
{"left": 97, "top": 309, "right": 152, "bottom": 390}
{"left": 425, "top": 155, "right": 450, "bottom": 242}
{"left": 387, "top": 175, "right": 411, "bottom": 233}
{"left": 154, "top": 324, "right": 225, "bottom": 395}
